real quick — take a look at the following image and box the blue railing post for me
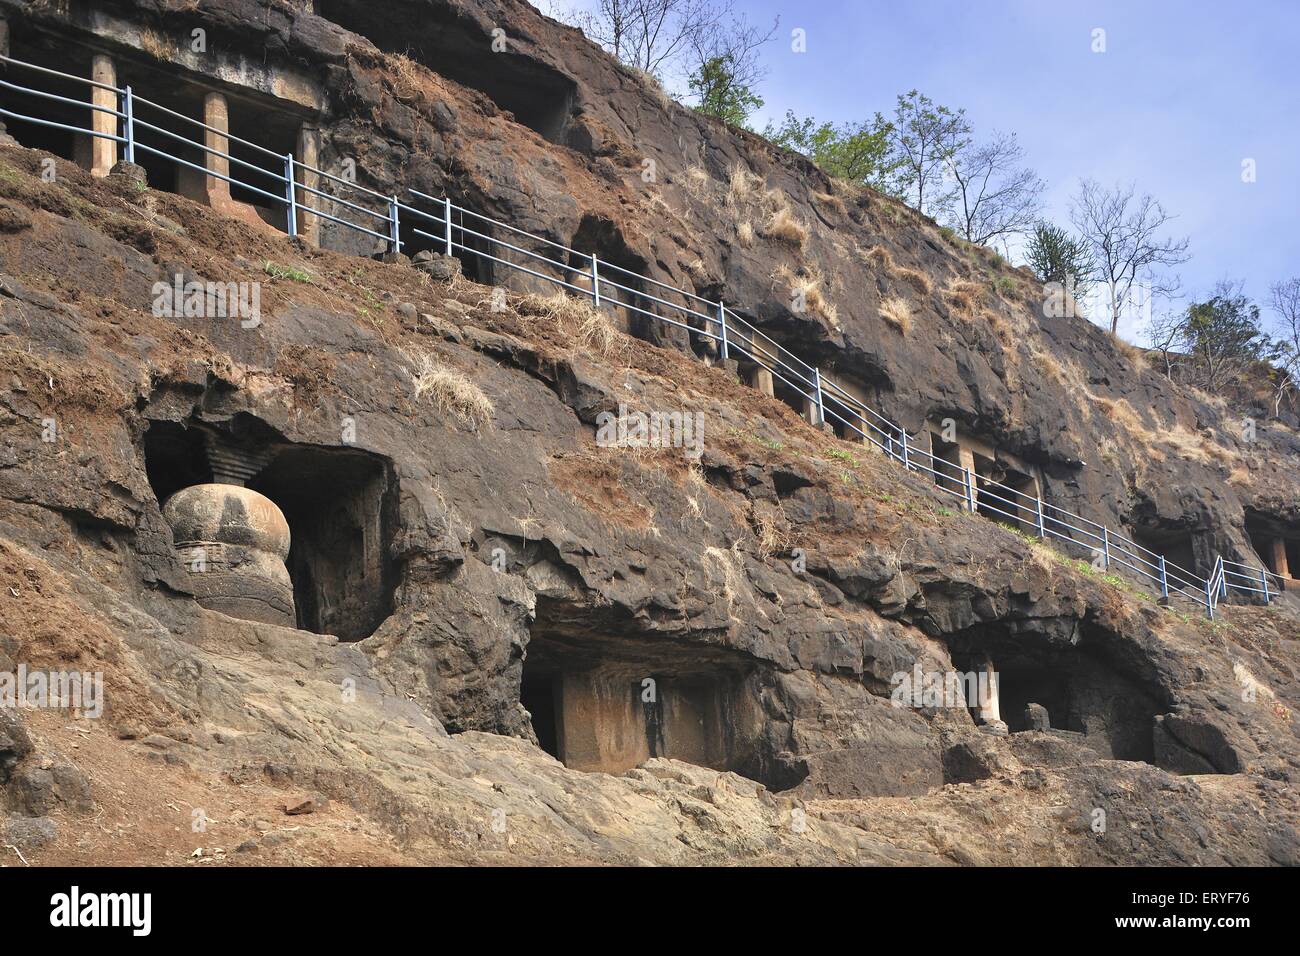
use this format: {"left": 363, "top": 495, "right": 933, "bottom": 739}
{"left": 718, "top": 301, "right": 729, "bottom": 361}
{"left": 1262, "top": 568, "right": 1270, "bottom": 603}
{"left": 388, "top": 196, "right": 401, "bottom": 254}
{"left": 283, "top": 153, "right": 297, "bottom": 239}
{"left": 1036, "top": 497, "right": 1046, "bottom": 538}
{"left": 591, "top": 255, "right": 601, "bottom": 308}
{"left": 1102, "top": 527, "right": 1111, "bottom": 570}
{"left": 900, "top": 429, "right": 910, "bottom": 470}
{"left": 1158, "top": 555, "right": 1169, "bottom": 601}
{"left": 122, "top": 85, "right": 135, "bottom": 164}
{"left": 964, "top": 467, "right": 976, "bottom": 512}
{"left": 443, "top": 196, "right": 453, "bottom": 257}
{"left": 812, "top": 368, "right": 825, "bottom": 427}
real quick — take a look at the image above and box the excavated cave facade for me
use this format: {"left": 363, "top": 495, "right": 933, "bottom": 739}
{"left": 0, "top": 0, "right": 1297, "bottom": 806}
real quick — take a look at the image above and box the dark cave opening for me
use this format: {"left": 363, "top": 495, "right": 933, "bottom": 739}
{"left": 952, "top": 639, "right": 1161, "bottom": 764}
{"left": 399, "top": 196, "right": 496, "bottom": 284}
{"left": 248, "top": 446, "right": 399, "bottom": 641}
{"left": 520, "top": 669, "right": 561, "bottom": 760}
{"left": 143, "top": 420, "right": 399, "bottom": 640}
{"left": 1130, "top": 525, "right": 1198, "bottom": 580}
{"left": 1246, "top": 512, "right": 1299, "bottom": 583}
{"left": 521, "top": 622, "right": 802, "bottom": 790}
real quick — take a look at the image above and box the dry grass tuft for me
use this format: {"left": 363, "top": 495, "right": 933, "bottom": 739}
{"left": 406, "top": 351, "right": 494, "bottom": 428}
{"left": 1233, "top": 662, "right": 1275, "bottom": 702}
{"left": 761, "top": 203, "right": 809, "bottom": 248}
{"left": 736, "top": 221, "right": 755, "bottom": 247}
{"left": 752, "top": 505, "right": 791, "bottom": 558}
{"left": 683, "top": 164, "right": 711, "bottom": 200}
{"left": 865, "top": 245, "right": 894, "bottom": 270}
{"left": 777, "top": 264, "right": 837, "bottom": 326}
{"left": 575, "top": 307, "right": 629, "bottom": 360}
{"left": 726, "top": 165, "right": 763, "bottom": 209}
{"left": 1094, "top": 395, "right": 1147, "bottom": 434}
{"left": 629, "top": 67, "right": 675, "bottom": 111}
{"left": 943, "top": 279, "right": 987, "bottom": 319}
{"left": 1109, "top": 332, "right": 1147, "bottom": 366}
{"left": 879, "top": 296, "right": 913, "bottom": 333}
{"left": 812, "top": 189, "right": 846, "bottom": 216}
{"left": 389, "top": 52, "right": 436, "bottom": 105}
{"left": 140, "top": 29, "right": 171, "bottom": 60}
{"left": 1226, "top": 466, "right": 1251, "bottom": 487}
{"left": 1156, "top": 424, "right": 1235, "bottom": 466}
{"left": 895, "top": 266, "right": 933, "bottom": 296}
{"left": 517, "top": 292, "right": 630, "bottom": 361}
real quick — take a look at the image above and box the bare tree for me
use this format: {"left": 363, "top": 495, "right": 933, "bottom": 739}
{"left": 554, "top": 0, "right": 730, "bottom": 81}
{"left": 1143, "top": 308, "right": 1187, "bottom": 381}
{"left": 1269, "top": 277, "right": 1300, "bottom": 415}
{"left": 1069, "top": 180, "right": 1190, "bottom": 335}
{"left": 945, "top": 131, "right": 1045, "bottom": 246}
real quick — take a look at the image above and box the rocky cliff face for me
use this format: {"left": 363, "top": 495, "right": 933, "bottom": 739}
{"left": 0, "top": 0, "right": 1296, "bottom": 865}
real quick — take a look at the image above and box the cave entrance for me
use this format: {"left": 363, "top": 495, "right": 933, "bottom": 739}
{"left": 2, "top": 33, "right": 100, "bottom": 168}
{"left": 928, "top": 432, "right": 966, "bottom": 499}
{"left": 143, "top": 419, "right": 398, "bottom": 640}
{"left": 3, "top": 26, "right": 308, "bottom": 224}
{"left": 1130, "top": 526, "right": 1198, "bottom": 581}
{"left": 952, "top": 641, "right": 1160, "bottom": 764}
{"left": 249, "top": 446, "right": 398, "bottom": 641}
{"left": 1246, "top": 513, "right": 1298, "bottom": 582}
{"left": 520, "top": 670, "right": 561, "bottom": 760}
{"left": 569, "top": 215, "right": 653, "bottom": 342}
{"left": 976, "top": 460, "right": 1040, "bottom": 534}
{"left": 521, "top": 625, "right": 793, "bottom": 787}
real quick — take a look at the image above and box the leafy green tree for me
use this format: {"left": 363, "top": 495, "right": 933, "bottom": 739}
{"left": 762, "top": 110, "right": 899, "bottom": 192}
{"left": 1180, "top": 281, "right": 1280, "bottom": 392}
{"left": 689, "top": 54, "right": 763, "bottom": 127}
{"left": 1026, "top": 221, "right": 1094, "bottom": 297}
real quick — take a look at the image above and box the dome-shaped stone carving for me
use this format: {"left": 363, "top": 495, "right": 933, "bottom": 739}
{"left": 163, "top": 483, "right": 295, "bottom": 627}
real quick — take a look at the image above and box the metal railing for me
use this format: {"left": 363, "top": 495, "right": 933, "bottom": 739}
{"left": 0, "top": 52, "right": 1283, "bottom": 619}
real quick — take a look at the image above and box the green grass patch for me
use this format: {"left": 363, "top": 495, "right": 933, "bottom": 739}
{"left": 263, "top": 260, "right": 314, "bottom": 283}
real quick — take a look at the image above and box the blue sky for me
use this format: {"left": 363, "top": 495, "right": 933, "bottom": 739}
{"left": 545, "top": 0, "right": 1300, "bottom": 341}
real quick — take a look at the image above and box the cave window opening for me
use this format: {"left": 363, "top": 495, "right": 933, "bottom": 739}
{"left": 978, "top": 463, "right": 1040, "bottom": 535}
{"left": 569, "top": 216, "right": 655, "bottom": 342}
{"left": 3, "top": 27, "right": 310, "bottom": 226}
{"left": 143, "top": 422, "right": 398, "bottom": 641}
{"left": 248, "top": 446, "right": 398, "bottom": 641}
{"left": 443, "top": 204, "right": 494, "bottom": 284}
